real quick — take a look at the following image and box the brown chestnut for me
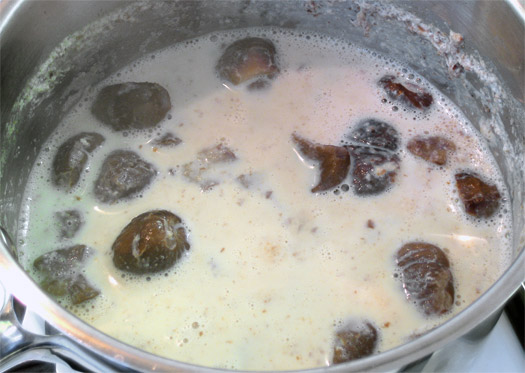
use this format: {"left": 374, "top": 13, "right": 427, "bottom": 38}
{"left": 52, "top": 132, "right": 105, "bottom": 191}
{"left": 455, "top": 172, "right": 501, "bottom": 218}
{"left": 407, "top": 136, "right": 456, "bottom": 165}
{"left": 112, "top": 210, "right": 190, "bottom": 274}
{"left": 216, "top": 37, "right": 279, "bottom": 87}
{"left": 332, "top": 320, "right": 378, "bottom": 364}
{"left": 94, "top": 150, "right": 156, "bottom": 204}
{"left": 396, "top": 242, "right": 454, "bottom": 316}
{"left": 92, "top": 82, "right": 171, "bottom": 131}
{"left": 33, "top": 245, "right": 99, "bottom": 305}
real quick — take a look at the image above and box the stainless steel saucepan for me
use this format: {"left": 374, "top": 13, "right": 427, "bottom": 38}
{"left": 1, "top": 1, "right": 524, "bottom": 371}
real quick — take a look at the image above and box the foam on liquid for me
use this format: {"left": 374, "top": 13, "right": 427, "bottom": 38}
{"left": 17, "top": 28, "right": 512, "bottom": 370}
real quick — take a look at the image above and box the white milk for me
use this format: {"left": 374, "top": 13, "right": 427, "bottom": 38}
{"left": 17, "top": 28, "right": 512, "bottom": 370}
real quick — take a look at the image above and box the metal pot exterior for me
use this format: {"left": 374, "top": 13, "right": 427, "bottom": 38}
{"left": 1, "top": 1, "right": 524, "bottom": 371}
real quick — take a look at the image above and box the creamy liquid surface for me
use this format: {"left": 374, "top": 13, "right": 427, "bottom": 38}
{"left": 18, "top": 29, "right": 512, "bottom": 370}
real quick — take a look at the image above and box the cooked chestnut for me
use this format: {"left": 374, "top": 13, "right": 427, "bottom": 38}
{"left": 379, "top": 75, "right": 433, "bottom": 109}
{"left": 455, "top": 172, "right": 501, "bottom": 218}
{"left": 94, "top": 150, "right": 156, "bottom": 204}
{"left": 152, "top": 132, "right": 182, "bottom": 147}
{"left": 55, "top": 210, "right": 83, "bottom": 239}
{"left": 34, "top": 245, "right": 89, "bottom": 279}
{"left": 69, "top": 275, "right": 101, "bottom": 305}
{"left": 33, "top": 245, "right": 99, "bottom": 304}
{"left": 112, "top": 210, "right": 190, "bottom": 274}
{"left": 51, "top": 132, "right": 105, "bottom": 190}
{"left": 292, "top": 133, "right": 350, "bottom": 193}
{"left": 407, "top": 136, "right": 456, "bottom": 165}
{"left": 396, "top": 242, "right": 454, "bottom": 316}
{"left": 92, "top": 82, "right": 171, "bottom": 131}
{"left": 347, "top": 119, "right": 399, "bottom": 151}
{"left": 216, "top": 37, "right": 279, "bottom": 86}
{"left": 344, "top": 119, "right": 401, "bottom": 196}
{"left": 348, "top": 146, "right": 400, "bottom": 196}
{"left": 332, "top": 320, "right": 378, "bottom": 364}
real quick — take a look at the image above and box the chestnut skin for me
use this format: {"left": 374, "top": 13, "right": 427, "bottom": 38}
{"left": 332, "top": 320, "right": 378, "bottom": 364}
{"left": 152, "top": 132, "right": 182, "bottom": 147}
{"left": 33, "top": 245, "right": 99, "bottom": 305}
{"left": 92, "top": 82, "right": 171, "bottom": 131}
{"left": 407, "top": 136, "right": 456, "bottom": 165}
{"left": 292, "top": 133, "right": 350, "bottom": 193}
{"left": 455, "top": 172, "right": 501, "bottom": 218}
{"left": 216, "top": 37, "right": 279, "bottom": 86}
{"left": 396, "top": 242, "right": 455, "bottom": 316}
{"left": 182, "top": 143, "right": 237, "bottom": 191}
{"left": 94, "top": 150, "right": 156, "bottom": 204}
{"left": 52, "top": 132, "right": 105, "bottom": 191}
{"left": 198, "top": 143, "right": 237, "bottom": 163}
{"left": 379, "top": 75, "right": 433, "bottom": 109}
{"left": 112, "top": 210, "right": 190, "bottom": 274}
